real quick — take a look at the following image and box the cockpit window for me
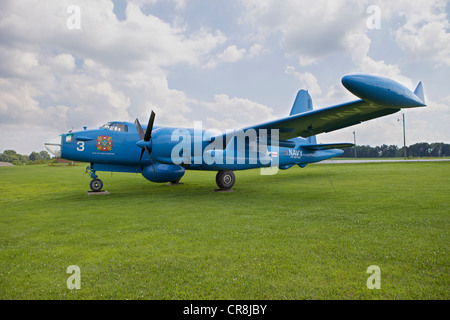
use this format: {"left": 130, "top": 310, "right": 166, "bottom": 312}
{"left": 101, "top": 123, "right": 114, "bottom": 130}
{"left": 101, "top": 123, "right": 128, "bottom": 132}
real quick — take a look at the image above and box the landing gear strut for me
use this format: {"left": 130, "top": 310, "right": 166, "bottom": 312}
{"left": 216, "top": 170, "right": 235, "bottom": 190}
{"left": 86, "top": 164, "right": 103, "bottom": 192}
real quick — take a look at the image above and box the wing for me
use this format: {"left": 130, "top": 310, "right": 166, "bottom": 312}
{"left": 242, "top": 99, "right": 400, "bottom": 140}
{"left": 213, "top": 75, "right": 426, "bottom": 143}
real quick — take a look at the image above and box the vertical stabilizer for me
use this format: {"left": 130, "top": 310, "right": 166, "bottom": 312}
{"left": 290, "top": 90, "right": 313, "bottom": 116}
{"left": 290, "top": 90, "right": 316, "bottom": 144}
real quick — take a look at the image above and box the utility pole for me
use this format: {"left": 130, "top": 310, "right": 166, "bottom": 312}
{"left": 353, "top": 131, "right": 357, "bottom": 159}
{"left": 399, "top": 113, "right": 407, "bottom": 159}
{"left": 403, "top": 113, "right": 407, "bottom": 159}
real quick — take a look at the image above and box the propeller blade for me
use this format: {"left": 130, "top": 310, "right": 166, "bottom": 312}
{"left": 140, "top": 146, "right": 155, "bottom": 174}
{"left": 135, "top": 111, "right": 156, "bottom": 174}
{"left": 148, "top": 152, "right": 156, "bottom": 174}
{"left": 135, "top": 118, "right": 144, "bottom": 140}
{"left": 144, "top": 111, "right": 155, "bottom": 141}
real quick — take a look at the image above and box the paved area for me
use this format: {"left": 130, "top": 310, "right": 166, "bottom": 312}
{"left": 0, "top": 162, "right": 14, "bottom": 166}
{"left": 319, "top": 159, "right": 450, "bottom": 164}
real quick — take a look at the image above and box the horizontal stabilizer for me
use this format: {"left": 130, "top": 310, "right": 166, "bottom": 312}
{"left": 302, "top": 143, "right": 354, "bottom": 151}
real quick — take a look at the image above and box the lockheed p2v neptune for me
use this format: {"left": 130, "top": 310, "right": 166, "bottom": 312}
{"left": 44, "top": 74, "right": 426, "bottom": 192}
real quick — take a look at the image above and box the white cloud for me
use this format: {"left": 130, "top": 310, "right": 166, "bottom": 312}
{"left": 248, "top": 43, "right": 264, "bottom": 58}
{"left": 218, "top": 45, "right": 247, "bottom": 63}
{"left": 204, "top": 42, "right": 265, "bottom": 68}
{"left": 202, "top": 94, "right": 275, "bottom": 131}
{"left": 240, "top": 0, "right": 448, "bottom": 80}
{"left": 240, "top": 0, "right": 368, "bottom": 65}
{"left": 0, "top": 0, "right": 228, "bottom": 153}
{"left": 285, "top": 67, "right": 322, "bottom": 97}
{"left": 394, "top": 0, "right": 450, "bottom": 66}
{"left": 47, "top": 53, "right": 76, "bottom": 75}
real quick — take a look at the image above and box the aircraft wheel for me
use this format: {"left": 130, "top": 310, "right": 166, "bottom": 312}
{"left": 90, "top": 179, "right": 103, "bottom": 192}
{"left": 216, "top": 170, "right": 235, "bottom": 190}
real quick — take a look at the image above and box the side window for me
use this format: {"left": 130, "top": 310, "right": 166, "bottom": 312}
{"left": 113, "top": 124, "right": 127, "bottom": 132}
{"left": 66, "top": 134, "right": 74, "bottom": 143}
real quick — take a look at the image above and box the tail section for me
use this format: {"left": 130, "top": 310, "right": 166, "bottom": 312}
{"left": 290, "top": 90, "right": 316, "bottom": 145}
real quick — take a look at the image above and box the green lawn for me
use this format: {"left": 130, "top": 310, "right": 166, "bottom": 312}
{"left": 0, "top": 162, "right": 448, "bottom": 299}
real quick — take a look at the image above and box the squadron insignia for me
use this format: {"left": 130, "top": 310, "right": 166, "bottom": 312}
{"left": 97, "top": 136, "right": 113, "bottom": 152}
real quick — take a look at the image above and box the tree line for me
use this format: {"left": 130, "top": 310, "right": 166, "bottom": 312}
{"left": 0, "top": 150, "right": 52, "bottom": 165}
{"left": 339, "top": 142, "right": 450, "bottom": 158}
{"left": 1, "top": 142, "right": 449, "bottom": 165}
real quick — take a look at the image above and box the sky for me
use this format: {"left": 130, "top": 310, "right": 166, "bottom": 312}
{"left": 0, "top": 0, "right": 449, "bottom": 155}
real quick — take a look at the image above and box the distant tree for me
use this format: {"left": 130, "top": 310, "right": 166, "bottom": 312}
{"left": 441, "top": 143, "right": 450, "bottom": 157}
{"left": 1, "top": 150, "right": 19, "bottom": 163}
{"left": 408, "top": 143, "right": 430, "bottom": 157}
{"left": 429, "top": 142, "right": 450, "bottom": 157}
{"left": 29, "top": 152, "right": 42, "bottom": 161}
{"left": 39, "top": 150, "right": 51, "bottom": 160}
{"left": 0, "top": 150, "right": 30, "bottom": 164}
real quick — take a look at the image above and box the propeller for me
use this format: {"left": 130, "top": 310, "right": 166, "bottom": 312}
{"left": 135, "top": 110, "right": 156, "bottom": 173}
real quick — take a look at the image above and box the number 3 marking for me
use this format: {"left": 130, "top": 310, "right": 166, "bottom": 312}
{"left": 77, "top": 141, "right": 85, "bottom": 151}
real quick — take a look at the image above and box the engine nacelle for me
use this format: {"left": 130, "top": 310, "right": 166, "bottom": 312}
{"left": 141, "top": 163, "right": 185, "bottom": 183}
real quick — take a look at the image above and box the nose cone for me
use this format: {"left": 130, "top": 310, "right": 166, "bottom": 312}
{"left": 341, "top": 74, "right": 367, "bottom": 91}
{"left": 341, "top": 74, "right": 386, "bottom": 97}
{"left": 44, "top": 135, "right": 62, "bottom": 157}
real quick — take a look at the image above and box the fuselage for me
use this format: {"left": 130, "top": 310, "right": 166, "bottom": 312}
{"left": 49, "top": 121, "right": 343, "bottom": 173}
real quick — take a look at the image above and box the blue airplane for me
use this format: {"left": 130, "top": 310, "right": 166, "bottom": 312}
{"left": 44, "top": 74, "right": 426, "bottom": 191}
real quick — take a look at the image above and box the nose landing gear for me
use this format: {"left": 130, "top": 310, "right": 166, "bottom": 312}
{"left": 86, "top": 165, "right": 104, "bottom": 192}
{"left": 89, "top": 178, "right": 103, "bottom": 192}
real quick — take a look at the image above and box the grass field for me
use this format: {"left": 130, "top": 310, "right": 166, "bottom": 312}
{"left": 0, "top": 162, "right": 448, "bottom": 299}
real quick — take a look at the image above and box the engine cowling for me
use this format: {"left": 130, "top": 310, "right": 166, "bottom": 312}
{"left": 141, "top": 163, "right": 185, "bottom": 183}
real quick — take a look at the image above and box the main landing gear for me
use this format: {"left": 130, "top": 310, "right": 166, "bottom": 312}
{"left": 86, "top": 165, "right": 103, "bottom": 192}
{"left": 215, "top": 170, "right": 235, "bottom": 190}
{"left": 85, "top": 165, "right": 236, "bottom": 192}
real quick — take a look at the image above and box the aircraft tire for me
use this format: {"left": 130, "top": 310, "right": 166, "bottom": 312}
{"left": 216, "top": 170, "right": 235, "bottom": 190}
{"left": 90, "top": 178, "right": 103, "bottom": 192}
